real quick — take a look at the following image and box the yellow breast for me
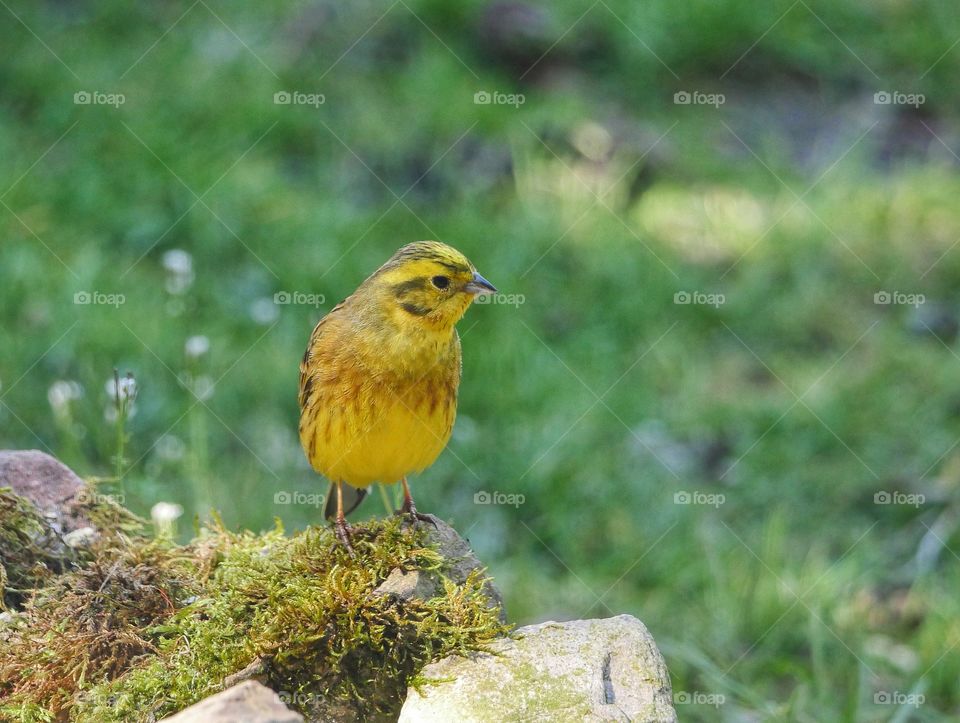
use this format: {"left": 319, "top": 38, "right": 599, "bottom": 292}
{"left": 298, "top": 304, "right": 462, "bottom": 488}
{"left": 301, "top": 370, "right": 457, "bottom": 487}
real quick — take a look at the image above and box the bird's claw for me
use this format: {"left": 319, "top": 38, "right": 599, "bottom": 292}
{"left": 334, "top": 518, "right": 357, "bottom": 557}
{"left": 394, "top": 507, "right": 438, "bottom": 529}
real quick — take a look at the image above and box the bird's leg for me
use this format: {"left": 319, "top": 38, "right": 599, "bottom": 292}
{"left": 399, "top": 476, "right": 417, "bottom": 514}
{"left": 333, "top": 480, "right": 356, "bottom": 556}
{"left": 396, "top": 476, "right": 437, "bottom": 527}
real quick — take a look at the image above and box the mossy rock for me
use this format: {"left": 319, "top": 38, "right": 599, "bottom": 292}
{"left": 0, "top": 450, "right": 145, "bottom": 612}
{"left": 0, "top": 502, "right": 508, "bottom": 722}
{"left": 0, "top": 486, "right": 74, "bottom": 610}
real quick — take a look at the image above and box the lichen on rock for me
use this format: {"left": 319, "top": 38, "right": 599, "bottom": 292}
{"left": 399, "top": 615, "right": 677, "bottom": 722}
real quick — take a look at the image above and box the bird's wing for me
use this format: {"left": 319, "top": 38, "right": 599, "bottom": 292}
{"left": 323, "top": 482, "right": 368, "bottom": 521}
{"left": 298, "top": 299, "right": 347, "bottom": 410}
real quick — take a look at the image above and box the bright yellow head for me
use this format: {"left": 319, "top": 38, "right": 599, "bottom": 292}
{"left": 362, "top": 241, "right": 497, "bottom": 332}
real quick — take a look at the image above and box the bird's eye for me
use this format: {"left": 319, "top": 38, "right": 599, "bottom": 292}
{"left": 431, "top": 275, "right": 450, "bottom": 289}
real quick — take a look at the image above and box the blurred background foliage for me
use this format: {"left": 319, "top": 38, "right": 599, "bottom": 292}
{"left": 2, "top": 0, "right": 960, "bottom": 719}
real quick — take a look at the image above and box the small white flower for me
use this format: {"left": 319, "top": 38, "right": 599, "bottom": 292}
{"left": 105, "top": 374, "right": 137, "bottom": 401}
{"left": 151, "top": 501, "right": 184, "bottom": 524}
{"left": 162, "top": 249, "right": 193, "bottom": 275}
{"left": 48, "top": 380, "right": 84, "bottom": 414}
{"left": 185, "top": 335, "right": 211, "bottom": 358}
{"left": 163, "top": 249, "right": 195, "bottom": 294}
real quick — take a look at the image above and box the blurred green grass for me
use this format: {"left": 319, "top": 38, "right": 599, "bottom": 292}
{"left": 3, "top": 1, "right": 960, "bottom": 720}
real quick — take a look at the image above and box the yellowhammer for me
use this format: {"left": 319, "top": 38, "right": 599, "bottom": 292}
{"left": 298, "top": 241, "right": 496, "bottom": 551}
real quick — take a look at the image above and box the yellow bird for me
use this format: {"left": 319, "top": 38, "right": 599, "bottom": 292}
{"left": 298, "top": 241, "right": 496, "bottom": 551}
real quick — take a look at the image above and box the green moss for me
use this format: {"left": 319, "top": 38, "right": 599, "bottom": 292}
{"left": 0, "top": 536, "right": 198, "bottom": 720}
{"left": 0, "top": 481, "right": 149, "bottom": 615}
{"left": 0, "top": 487, "right": 75, "bottom": 611}
{"left": 1, "top": 514, "right": 508, "bottom": 722}
{"left": 73, "top": 484, "right": 148, "bottom": 538}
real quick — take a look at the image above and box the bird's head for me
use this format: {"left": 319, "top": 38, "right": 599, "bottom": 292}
{"left": 365, "top": 241, "right": 497, "bottom": 331}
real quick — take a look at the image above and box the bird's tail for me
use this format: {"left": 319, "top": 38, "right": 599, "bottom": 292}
{"left": 323, "top": 482, "right": 367, "bottom": 521}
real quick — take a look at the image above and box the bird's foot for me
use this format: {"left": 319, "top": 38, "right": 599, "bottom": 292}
{"left": 333, "top": 517, "right": 357, "bottom": 557}
{"left": 394, "top": 502, "right": 438, "bottom": 529}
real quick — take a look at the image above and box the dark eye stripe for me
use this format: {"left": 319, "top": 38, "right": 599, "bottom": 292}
{"left": 400, "top": 302, "right": 432, "bottom": 316}
{"left": 391, "top": 278, "right": 429, "bottom": 296}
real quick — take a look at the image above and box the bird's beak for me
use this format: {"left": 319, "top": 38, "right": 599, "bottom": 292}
{"left": 464, "top": 271, "right": 497, "bottom": 296}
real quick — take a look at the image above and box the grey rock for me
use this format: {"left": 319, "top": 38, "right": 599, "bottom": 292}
{"left": 63, "top": 526, "right": 99, "bottom": 548}
{"left": 374, "top": 567, "right": 441, "bottom": 602}
{"left": 1, "top": 451, "right": 92, "bottom": 607}
{"left": 0, "top": 449, "right": 91, "bottom": 534}
{"left": 399, "top": 614, "right": 677, "bottom": 722}
{"left": 222, "top": 656, "right": 270, "bottom": 689}
{"left": 373, "top": 515, "right": 505, "bottom": 618}
{"left": 161, "top": 681, "right": 303, "bottom": 723}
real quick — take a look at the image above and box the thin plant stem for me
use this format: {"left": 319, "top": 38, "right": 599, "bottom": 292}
{"left": 377, "top": 482, "right": 394, "bottom": 516}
